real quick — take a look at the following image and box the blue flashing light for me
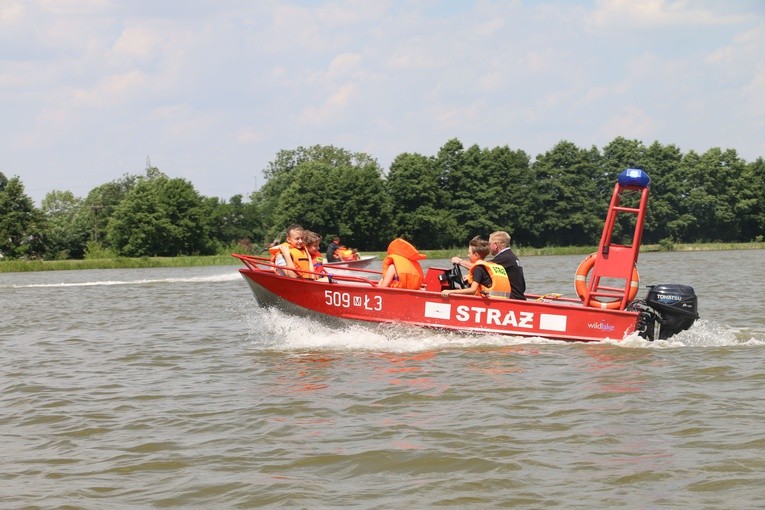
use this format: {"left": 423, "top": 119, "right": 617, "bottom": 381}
{"left": 618, "top": 168, "right": 651, "bottom": 188}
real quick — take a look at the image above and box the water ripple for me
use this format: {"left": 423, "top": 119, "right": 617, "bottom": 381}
{"left": 2, "top": 259, "right": 765, "bottom": 508}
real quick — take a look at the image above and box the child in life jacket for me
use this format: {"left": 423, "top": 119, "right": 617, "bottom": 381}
{"left": 304, "top": 230, "right": 328, "bottom": 279}
{"left": 269, "top": 224, "right": 313, "bottom": 278}
{"left": 441, "top": 236, "right": 511, "bottom": 299}
{"left": 378, "top": 238, "right": 426, "bottom": 290}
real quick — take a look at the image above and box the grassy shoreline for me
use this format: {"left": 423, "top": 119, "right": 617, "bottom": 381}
{"left": 1, "top": 242, "right": 763, "bottom": 273}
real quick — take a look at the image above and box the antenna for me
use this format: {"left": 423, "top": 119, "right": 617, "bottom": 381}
{"left": 145, "top": 155, "right": 151, "bottom": 170}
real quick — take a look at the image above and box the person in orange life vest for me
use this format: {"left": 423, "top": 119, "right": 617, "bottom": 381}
{"left": 326, "top": 236, "right": 341, "bottom": 262}
{"left": 269, "top": 224, "right": 313, "bottom": 278}
{"left": 451, "top": 231, "right": 525, "bottom": 299}
{"left": 378, "top": 238, "right": 427, "bottom": 290}
{"left": 442, "top": 236, "right": 511, "bottom": 299}
{"left": 304, "top": 230, "right": 327, "bottom": 279}
{"left": 337, "top": 246, "right": 355, "bottom": 261}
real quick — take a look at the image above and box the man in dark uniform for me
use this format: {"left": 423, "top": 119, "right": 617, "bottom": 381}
{"left": 451, "top": 230, "right": 526, "bottom": 300}
{"left": 326, "top": 236, "right": 341, "bottom": 262}
{"left": 488, "top": 231, "right": 526, "bottom": 300}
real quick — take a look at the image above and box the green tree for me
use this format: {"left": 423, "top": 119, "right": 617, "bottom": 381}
{"left": 442, "top": 143, "right": 494, "bottom": 239}
{"left": 107, "top": 174, "right": 215, "bottom": 256}
{"left": 431, "top": 138, "right": 483, "bottom": 243}
{"left": 264, "top": 145, "right": 363, "bottom": 180}
{"left": 40, "top": 190, "right": 90, "bottom": 259}
{"left": 386, "top": 152, "right": 460, "bottom": 248}
{"left": 387, "top": 140, "right": 536, "bottom": 248}
{"left": 204, "top": 194, "right": 265, "bottom": 251}
{"left": 0, "top": 173, "right": 45, "bottom": 258}
{"left": 740, "top": 157, "right": 765, "bottom": 241}
{"left": 639, "top": 142, "right": 685, "bottom": 243}
{"left": 83, "top": 172, "right": 141, "bottom": 249}
{"left": 333, "top": 160, "right": 393, "bottom": 249}
{"left": 530, "top": 141, "right": 604, "bottom": 247}
{"left": 479, "top": 145, "right": 535, "bottom": 245}
{"left": 254, "top": 145, "right": 392, "bottom": 250}
{"left": 677, "top": 148, "right": 747, "bottom": 242}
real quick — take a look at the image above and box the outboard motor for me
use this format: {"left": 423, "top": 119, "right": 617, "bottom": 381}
{"left": 630, "top": 284, "right": 699, "bottom": 341}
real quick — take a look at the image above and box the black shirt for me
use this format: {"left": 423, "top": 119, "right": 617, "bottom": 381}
{"left": 491, "top": 248, "right": 526, "bottom": 300}
{"left": 471, "top": 265, "right": 492, "bottom": 289}
{"left": 326, "top": 242, "right": 341, "bottom": 262}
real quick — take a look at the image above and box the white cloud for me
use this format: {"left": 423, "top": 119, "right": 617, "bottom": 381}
{"left": 299, "top": 82, "right": 359, "bottom": 126}
{"left": 524, "top": 89, "right": 573, "bottom": 123}
{"left": 433, "top": 100, "right": 485, "bottom": 129}
{"left": 587, "top": 0, "right": 748, "bottom": 29}
{"left": 71, "top": 70, "right": 149, "bottom": 107}
{"left": 386, "top": 37, "right": 451, "bottom": 70}
{"left": 2, "top": 0, "right": 764, "bottom": 204}
{"left": 36, "top": 0, "right": 107, "bottom": 16}
{"left": 236, "top": 127, "right": 262, "bottom": 145}
{"left": 742, "top": 67, "right": 765, "bottom": 119}
{"left": 0, "top": 1, "right": 24, "bottom": 24}
{"left": 477, "top": 70, "right": 502, "bottom": 92}
{"left": 113, "top": 25, "right": 161, "bottom": 60}
{"left": 327, "top": 52, "right": 363, "bottom": 81}
{"left": 473, "top": 16, "right": 505, "bottom": 37}
{"left": 522, "top": 47, "right": 567, "bottom": 74}
{"left": 597, "top": 105, "right": 656, "bottom": 140}
{"left": 706, "top": 22, "right": 765, "bottom": 69}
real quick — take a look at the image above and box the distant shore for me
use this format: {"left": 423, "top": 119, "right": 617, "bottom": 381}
{"left": 1, "top": 242, "right": 762, "bottom": 273}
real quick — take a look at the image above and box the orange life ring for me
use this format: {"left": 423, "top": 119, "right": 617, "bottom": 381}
{"left": 574, "top": 253, "right": 639, "bottom": 309}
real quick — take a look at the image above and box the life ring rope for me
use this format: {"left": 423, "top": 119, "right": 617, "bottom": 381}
{"left": 574, "top": 253, "right": 639, "bottom": 309}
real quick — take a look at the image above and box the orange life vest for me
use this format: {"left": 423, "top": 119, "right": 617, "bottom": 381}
{"left": 381, "top": 238, "right": 426, "bottom": 290}
{"left": 337, "top": 248, "right": 355, "bottom": 261}
{"left": 269, "top": 242, "right": 313, "bottom": 277}
{"left": 381, "top": 254, "right": 423, "bottom": 290}
{"left": 468, "top": 259, "right": 511, "bottom": 298}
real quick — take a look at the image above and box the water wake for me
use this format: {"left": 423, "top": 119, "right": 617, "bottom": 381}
{"left": 4, "top": 272, "right": 240, "bottom": 288}
{"left": 242, "top": 307, "right": 765, "bottom": 352}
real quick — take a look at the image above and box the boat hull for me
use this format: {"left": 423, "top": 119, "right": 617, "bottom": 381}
{"left": 238, "top": 266, "right": 639, "bottom": 343}
{"left": 324, "top": 255, "right": 376, "bottom": 269}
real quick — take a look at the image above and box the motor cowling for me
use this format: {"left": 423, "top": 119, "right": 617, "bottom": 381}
{"left": 631, "top": 284, "right": 699, "bottom": 340}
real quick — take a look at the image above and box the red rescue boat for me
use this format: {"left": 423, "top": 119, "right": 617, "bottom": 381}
{"left": 234, "top": 169, "right": 699, "bottom": 342}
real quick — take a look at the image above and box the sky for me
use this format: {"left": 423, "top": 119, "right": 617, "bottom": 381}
{"left": 2, "top": 0, "right": 764, "bottom": 205}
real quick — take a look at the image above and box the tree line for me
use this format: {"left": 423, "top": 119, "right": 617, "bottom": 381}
{"left": 1, "top": 137, "right": 763, "bottom": 260}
